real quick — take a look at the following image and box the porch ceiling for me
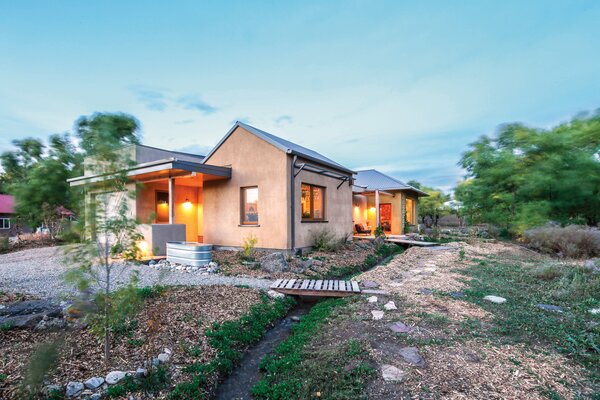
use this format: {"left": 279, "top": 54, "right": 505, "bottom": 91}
{"left": 68, "top": 158, "right": 231, "bottom": 187}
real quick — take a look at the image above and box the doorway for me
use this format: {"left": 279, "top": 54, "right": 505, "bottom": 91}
{"left": 379, "top": 203, "right": 392, "bottom": 232}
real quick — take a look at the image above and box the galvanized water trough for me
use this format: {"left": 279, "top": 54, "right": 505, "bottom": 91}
{"left": 166, "top": 242, "right": 213, "bottom": 267}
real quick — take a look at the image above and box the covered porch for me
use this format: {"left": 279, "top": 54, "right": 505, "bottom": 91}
{"left": 352, "top": 189, "right": 417, "bottom": 236}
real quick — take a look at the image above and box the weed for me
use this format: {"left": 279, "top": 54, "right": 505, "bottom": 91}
{"left": 106, "top": 365, "right": 170, "bottom": 398}
{"left": 241, "top": 234, "right": 258, "bottom": 261}
{"left": 138, "top": 285, "right": 166, "bottom": 299}
{"left": 127, "top": 338, "right": 145, "bottom": 347}
{"left": 459, "top": 247, "right": 466, "bottom": 260}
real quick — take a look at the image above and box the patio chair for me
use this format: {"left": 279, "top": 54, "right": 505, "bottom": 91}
{"left": 355, "top": 224, "right": 372, "bottom": 235}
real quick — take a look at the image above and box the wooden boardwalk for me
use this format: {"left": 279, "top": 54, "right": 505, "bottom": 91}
{"left": 270, "top": 279, "right": 361, "bottom": 297}
{"left": 384, "top": 238, "right": 438, "bottom": 247}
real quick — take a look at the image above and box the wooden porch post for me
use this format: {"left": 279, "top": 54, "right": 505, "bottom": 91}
{"left": 168, "top": 177, "right": 175, "bottom": 224}
{"left": 375, "top": 190, "right": 380, "bottom": 228}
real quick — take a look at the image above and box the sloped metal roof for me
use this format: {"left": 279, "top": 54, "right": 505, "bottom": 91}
{"left": 353, "top": 169, "right": 428, "bottom": 196}
{"left": 203, "top": 121, "right": 354, "bottom": 175}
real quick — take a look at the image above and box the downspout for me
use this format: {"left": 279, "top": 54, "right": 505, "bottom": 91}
{"left": 290, "top": 155, "right": 297, "bottom": 252}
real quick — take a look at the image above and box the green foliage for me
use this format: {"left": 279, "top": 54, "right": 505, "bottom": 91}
{"left": 106, "top": 365, "right": 169, "bottom": 398}
{"left": 18, "top": 339, "right": 63, "bottom": 398}
{"left": 455, "top": 111, "right": 600, "bottom": 234}
{"left": 241, "top": 234, "right": 258, "bottom": 260}
{"left": 137, "top": 285, "right": 166, "bottom": 299}
{"left": 169, "top": 295, "right": 295, "bottom": 399}
{"left": 320, "top": 243, "right": 402, "bottom": 279}
{"left": 252, "top": 298, "right": 375, "bottom": 400}
{"left": 0, "top": 237, "right": 8, "bottom": 254}
{"left": 408, "top": 180, "right": 451, "bottom": 225}
{"left": 459, "top": 247, "right": 465, "bottom": 260}
{"left": 373, "top": 225, "right": 385, "bottom": 238}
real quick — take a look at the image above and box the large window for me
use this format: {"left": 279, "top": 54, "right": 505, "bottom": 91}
{"left": 301, "top": 183, "right": 325, "bottom": 221}
{"left": 155, "top": 191, "right": 169, "bottom": 223}
{"left": 406, "top": 198, "right": 416, "bottom": 225}
{"left": 241, "top": 187, "right": 259, "bottom": 225}
{"left": 0, "top": 218, "right": 9, "bottom": 229}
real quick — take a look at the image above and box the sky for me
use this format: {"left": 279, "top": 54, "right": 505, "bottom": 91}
{"left": 1, "top": 1, "right": 599, "bottom": 191}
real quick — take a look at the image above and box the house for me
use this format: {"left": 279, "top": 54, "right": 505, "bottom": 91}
{"left": 0, "top": 194, "right": 15, "bottom": 237}
{"left": 68, "top": 122, "right": 423, "bottom": 255}
{"left": 352, "top": 170, "right": 427, "bottom": 235}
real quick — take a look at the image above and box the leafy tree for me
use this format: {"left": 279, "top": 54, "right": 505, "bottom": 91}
{"left": 407, "top": 180, "right": 451, "bottom": 226}
{"left": 455, "top": 110, "right": 600, "bottom": 234}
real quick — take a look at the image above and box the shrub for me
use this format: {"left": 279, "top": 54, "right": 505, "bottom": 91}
{"left": 310, "top": 228, "right": 348, "bottom": 252}
{"left": 241, "top": 234, "right": 258, "bottom": 261}
{"left": 374, "top": 225, "right": 385, "bottom": 238}
{"left": 531, "top": 264, "right": 564, "bottom": 281}
{"left": 0, "top": 237, "right": 8, "bottom": 254}
{"left": 523, "top": 225, "right": 600, "bottom": 258}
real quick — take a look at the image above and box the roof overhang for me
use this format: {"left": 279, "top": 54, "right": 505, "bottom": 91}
{"left": 352, "top": 187, "right": 429, "bottom": 197}
{"left": 67, "top": 158, "right": 231, "bottom": 187}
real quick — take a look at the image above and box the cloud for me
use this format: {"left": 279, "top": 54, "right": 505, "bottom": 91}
{"left": 177, "top": 95, "right": 218, "bottom": 114}
{"left": 275, "top": 115, "right": 293, "bottom": 126}
{"left": 129, "top": 85, "right": 168, "bottom": 111}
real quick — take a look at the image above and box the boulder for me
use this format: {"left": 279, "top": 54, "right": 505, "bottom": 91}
{"left": 381, "top": 365, "right": 406, "bottom": 382}
{"left": 35, "top": 317, "right": 67, "bottom": 331}
{"left": 483, "top": 295, "right": 507, "bottom": 304}
{"left": 66, "top": 381, "right": 84, "bottom": 397}
{"left": 0, "top": 299, "right": 62, "bottom": 317}
{"left": 0, "top": 313, "right": 45, "bottom": 329}
{"left": 371, "top": 310, "right": 384, "bottom": 320}
{"left": 105, "top": 371, "right": 126, "bottom": 385}
{"left": 383, "top": 301, "right": 397, "bottom": 310}
{"left": 84, "top": 377, "right": 104, "bottom": 390}
{"left": 398, "top": 347, "right": 425, "bottom": 367}
{"left": 388, "top": 321, "right": 412, "bottom": 333}
{"left": 260, "top": 252, "right": 289, "bottom": 273}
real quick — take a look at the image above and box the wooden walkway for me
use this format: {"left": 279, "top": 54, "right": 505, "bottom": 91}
{"left": 270, "top": 279, "right": 361, "bottom": 297}
{"left": 384, "top": 238, "right": 438, "bottom": 247}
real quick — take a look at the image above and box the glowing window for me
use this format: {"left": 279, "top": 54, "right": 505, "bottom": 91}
{"left": 301, "top": 183, "right": 325, "bottom": 220}
{"left": 241, "top": 187, "right": 259, "bottom": 225}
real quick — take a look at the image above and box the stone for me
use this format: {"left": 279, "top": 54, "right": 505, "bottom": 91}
{"left": 383, "top": 301, "right": 397, "bottom": 310}
{"left": 536, "top": 304, "right": 564, "bottom": 313}
{"left": 164, "top": 347, "right": 172, "bottom": 355}
{"left": 152, "top": 358, "right": 161, "bottom": 367}
{"left": 398, "top": 347, "right": 425, "bottom": 367}
{"left": 371, "top": 310, "right": 384, "bottom": 320}
{"left": 381, "top": 364, "right": 406, "bottom": 382}
{"left": 105, "top": 371, "right": 126, "bottom": 385}
{"left": 418, "top": 288, "right": 433, "bottom": 295}
{"left": 589, "top": 308, "right": 600, "bottom": 315}
{"left": 35, "top": 317, "right": 67, "bottom": 331}
{"left": 157, "top": 352, "right": 170, "bottom": 363}
{"left": 483, "top": 295, "right": 507, "bottom": 304}
{"left": 0, "top": 299, "right": 62, "bottom": 317}
{"left": 449, "top": 292, "right": 466, "bottom": 299}
{"left": 135, "top": 368, "right": 148, "bottom": 378}
{"left": 208, "top": 261, "right": 218, "bottom": 268}
{"left": 148, "top": 259, "right": 157, "bottom": 265}
{"left": 367, "top": 296, "right": 378, "bottom": 303}
{"left": 89, "top": 393, "right": 103, "bottom": 400}
{"left": 66, "top": 381, "right": 84, "bottom": 397}
{"left": 84, "top": 377, "right": 104, "bottom": 390}
{"left": 267, "top": 290, "right": 285, "bottom": 299}
{"left": 290, "top": 316, "right": 301, "bottom": 322}
{"left": 388, "top": 321, "right": 412, "bottom": 333}
{"left": 362, "top": 281, "right": 380, "bottom": 289}
{"left": 259, "top": 252, "right": 289, "bottom": 273}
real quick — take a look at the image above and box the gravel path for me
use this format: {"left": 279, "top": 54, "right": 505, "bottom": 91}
{"left": 0, "top": 246, "right": 273, "bottom": 300}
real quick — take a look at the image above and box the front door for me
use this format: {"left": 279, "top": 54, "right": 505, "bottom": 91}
{"left": 379, "top": 203, "right": 392, "bottom": 232}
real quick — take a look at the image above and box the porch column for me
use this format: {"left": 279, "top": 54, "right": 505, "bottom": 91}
{"left": 375, "top": 190, "right": 380, "bottom": 228}
{"left": 168, "top": 177, "right": 175, "bottom": 224}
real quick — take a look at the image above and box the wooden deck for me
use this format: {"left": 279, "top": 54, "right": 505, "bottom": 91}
{"left": 270, "top": 279, "right": 361, "bottom": 297}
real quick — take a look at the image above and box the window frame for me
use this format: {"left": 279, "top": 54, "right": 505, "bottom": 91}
{"left": 301, "top": 183, "right": 326, "bottom": 221}
{"left": 155, "top": 190, "right": 169, "bottom": 223}
{"left": 405, "top": 197, "right": 416, "bottom": 225}
{"left": 0, "top": 217, "right": 10, "bottom": 229}
{"left": 240, "top": 186, "right": 259, "bottom": 226}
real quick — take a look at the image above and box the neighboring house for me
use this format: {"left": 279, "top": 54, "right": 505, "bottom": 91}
{"left": 68, "top": 122, "right": 422, "bottom": 255}
{"left": 352, "top": 169, "right": 427, "bottom": 235}
{"left": 0, "top": 194, "right": 15, "bottom": 237}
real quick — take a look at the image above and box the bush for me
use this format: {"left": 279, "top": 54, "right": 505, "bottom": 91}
{"left": 310, "top": 228, "right": 348, "bottom": 252}
{"left": 0, "top": 237, "right": 8, "bottom": 254}
{"left": 523, "top": 225, "right": 600, "bottom": 258}
{"left": 241, "top": 234, "right": 258, "bottom": 261}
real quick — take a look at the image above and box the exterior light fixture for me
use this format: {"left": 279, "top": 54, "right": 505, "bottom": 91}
{"left": 183, "top": 198, "right": 192, "bottom": 209}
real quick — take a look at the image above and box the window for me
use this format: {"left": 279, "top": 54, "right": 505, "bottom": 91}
{"left": 406, "top": 198, "right": 416, "bottom": 225}
{"left": 156, "top": 191, "right": 169, "bottom": 223}
{"left": 241, "top": 187, "right": 259, "bottom": 225}
{"left": 0, "top": 218, "right": 10, "bottom": 229}
{"left": 301, "top": 183, "right": 325, "bottom": 220}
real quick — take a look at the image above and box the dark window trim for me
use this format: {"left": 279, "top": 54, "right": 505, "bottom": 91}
{"left": 240, "top": 186, "right": 259, "bottom": 226}
{"left": 301, "top": 183, "right": 326, "bottom": 221}
{"left": 0, "top": 217, "right": 10, "bottom": 229}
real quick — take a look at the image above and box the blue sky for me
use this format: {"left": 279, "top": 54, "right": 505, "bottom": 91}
{"left": 1, "top": 1, "right": 599, "bottom": 191}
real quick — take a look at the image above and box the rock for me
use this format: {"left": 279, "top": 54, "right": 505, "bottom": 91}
{"left": 84, "top": 377, "right": 104, "bottom": 390}
{"left": 381, "top": 364, "right": 406, "bottom": 382}
{"left": 371, "top": 310, "right": 384, "bottom": 320}
{"left": 536, "top": 304, "right": 564, "bottom": 313}
{"left": 260, "top": 253, "right": 289, "bottom": 273}
{"left": 157, "top": 352, "right": 170, "bottom": 363}
{"left": 483, "top": 295, "right": 507, "bottom": 304}
{"left": 449, "top": 292, "right": 466, "bottom": 298}
{"left": 290, "top": 316, "right": 301, "bottom": 322}
{"left": 384, "top": 301, "right": 397, "bottom": 310}
{"left": 35, "top": 317, "right": 67, "bottom": 331}
{"left": 66, "top": 381, "right": 84, "bottom": 397}
{"left": 89, "top": 393, "right": 103, "bottom": 400}
{"left": 398, "top": 347, "right": 425, "bottom": 367}
{"left": 362, "top": 281, "right": 380, "bottom": 289}
{"left": 105, "top": 371, "right": 126, "bottom": 385}
{"left": 267, "top": 290, "right": 285, "bottom": 299}
{"left": 0, "top": 299, "right": 62, "bottom": 317}
{"left": 148, "top": 259, "right": 157, "bottom": 265}
{"left": 0, "top": 313, "right": 45, "bottom": 329}
{"left": 388, "top": 321, "right": 412, "bottom": 333}
{"left": 418, "top": 288, "right": 433, "bottom": 295}
{"left": 589, "top": 308, "right": 600, "bottom": 315}
{"left": 164, "top": 347, "right": 172, "bottom": 355}
{"left": 367, "top": 296, "right": 378, "bottom": 303}
{"left": 152, "top": 357, "right": 161, "bottom": 367}
{"left": 135, "top": 368, "right": 148, "bottom": 378}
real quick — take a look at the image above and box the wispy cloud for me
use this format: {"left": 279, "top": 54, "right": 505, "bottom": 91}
{"left": 275, "top": 115, "right": 293, "bottom": 126}
{"left": 177, "top": 95, "right": 218, "bottom": 114}
{"left": 129, "top": 85, "right": 168, "bottom": 111}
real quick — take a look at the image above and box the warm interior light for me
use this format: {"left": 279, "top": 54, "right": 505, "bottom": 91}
{"left": 354, "top": 206, "right": 359, "bottom": 213}
{"left": 137, "top": 240, "right": 149, "bottom": 256}
{"left": 369, "top": 206, "right": 376, "bottom": 213}
{"left": 183, "top": 198, "right": 192, "bottom": 210}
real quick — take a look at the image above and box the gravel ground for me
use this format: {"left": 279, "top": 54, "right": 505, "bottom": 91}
{"left": 0, "top": 246, "right": 273, "bottom": 300}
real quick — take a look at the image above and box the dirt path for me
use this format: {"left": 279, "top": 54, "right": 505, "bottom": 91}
{"left": 0, "top": 246, "right": 272, "bottom": 299}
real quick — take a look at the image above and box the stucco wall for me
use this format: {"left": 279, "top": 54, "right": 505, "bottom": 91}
{"left": 293, "top": 157, "right": 353, "bottom": 249}
{"left": 202, "top": 126, "right": 289, "bottom": 249}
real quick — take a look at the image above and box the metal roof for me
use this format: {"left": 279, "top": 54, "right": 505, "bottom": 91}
{"left": 203, "top": 121, "right": 354, "bottom": 175}
{"left": 353, "top": 169, "right": 428, "bottom": 196}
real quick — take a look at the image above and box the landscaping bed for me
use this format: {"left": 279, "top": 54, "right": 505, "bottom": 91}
{"left": 0, "top": 285, "right": 291, "bottom": 399}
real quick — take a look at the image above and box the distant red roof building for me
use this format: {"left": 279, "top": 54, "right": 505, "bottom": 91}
{"left": 0, "top": 194, "right": 15, "bottom": 214}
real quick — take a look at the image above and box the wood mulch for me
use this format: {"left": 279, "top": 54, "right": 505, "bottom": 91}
{"left": 0, "top": 286, "right": 262, "bottom": 398}
{"left": 215, "top": 241, "right": 377, "bottom": 279}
